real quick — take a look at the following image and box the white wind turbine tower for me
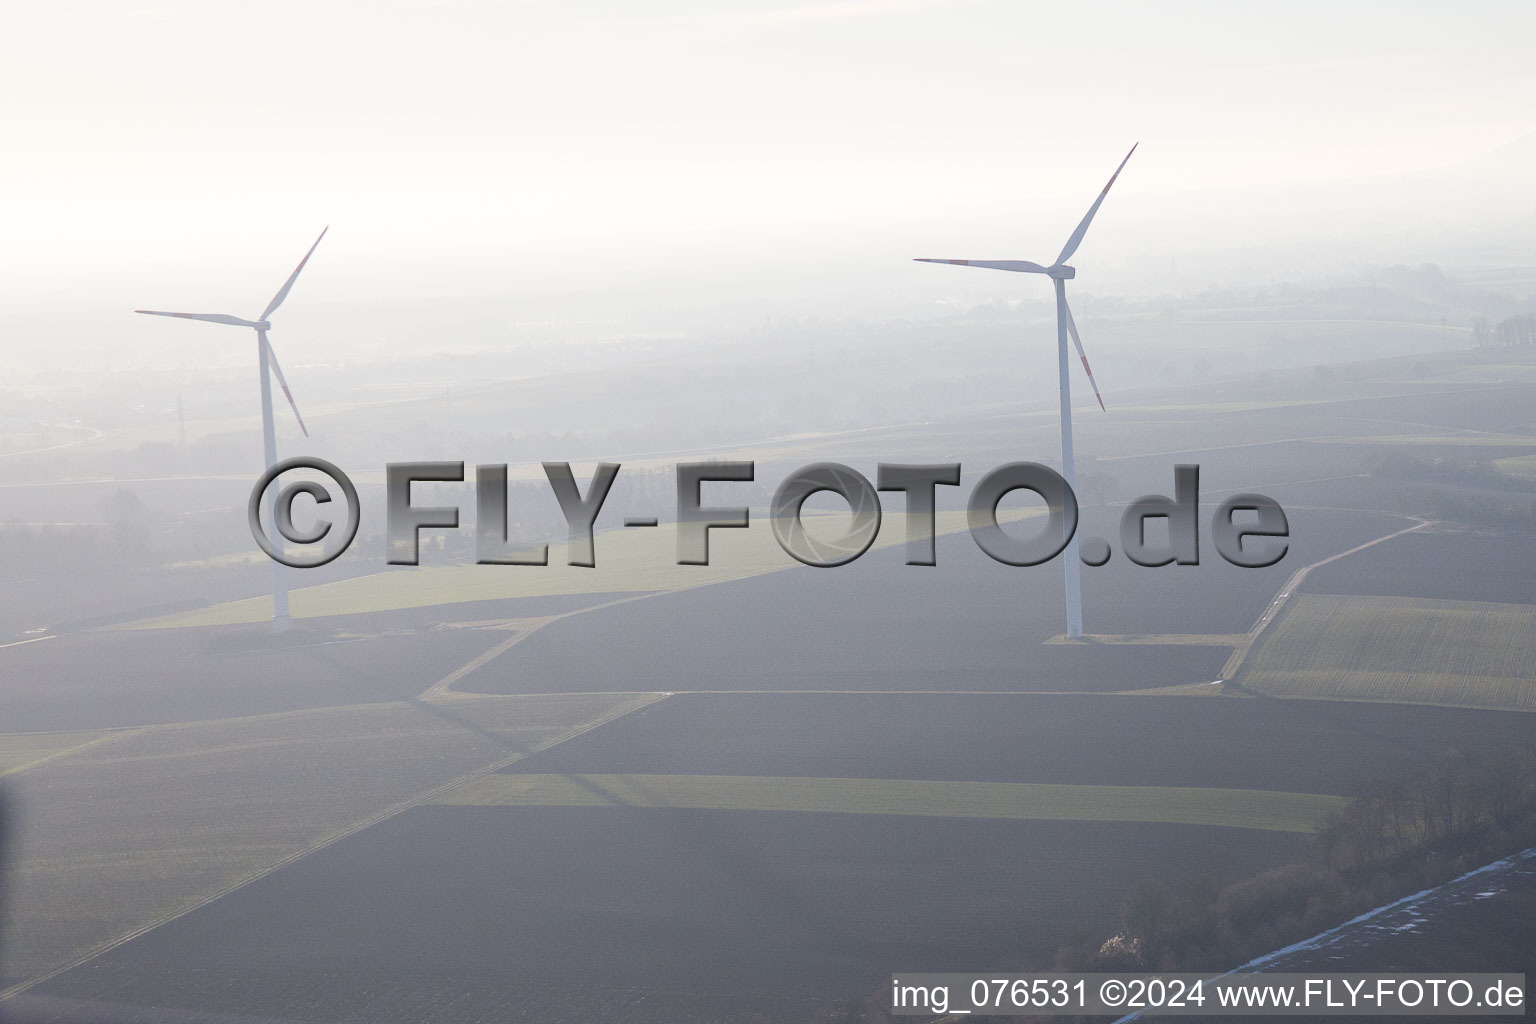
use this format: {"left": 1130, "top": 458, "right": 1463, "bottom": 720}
{"left": 136, "top": 228, "right": 327, "bottom": 632}
{"left": 917, "top": 145, "right": 1136, "bottom": 639}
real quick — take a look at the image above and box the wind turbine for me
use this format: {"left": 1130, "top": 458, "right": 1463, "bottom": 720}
{"left": 136, "top": 228, "right": 327, "bottom": 632}
{"left": 917, "top": 145, "right": 1136, "bottom": 639}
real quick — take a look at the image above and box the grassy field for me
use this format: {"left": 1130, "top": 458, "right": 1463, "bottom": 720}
{"left": 1241, "top": 593, "right": 1536, "bottom": 710}
{"left": 442, "top": 773, "right": 1342, "bottom": 833}
{"left": 1494, "top": 453, "right": 1536, "bottom": 480}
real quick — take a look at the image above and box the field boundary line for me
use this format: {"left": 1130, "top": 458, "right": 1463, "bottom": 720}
{"left": 0, "top": 691, "right": 669, "bottom": 1003}
{"left": 419, "top": 590, "right": 691, "bottom": 701}
{"left": 0, "top": 635, "right": 56, "bottom": 651}
{"left": 1219, "top": 517, "right": 1435, "bottom": 681}
{"left": 420, "top": 574, "right": 827, "bottom": 701}
{"left": 419, "top": 616, "right": 560, "bottom": 700}
{"left": 0, "top": 729, "right": 146, "bottom": 780}
{"left": 418, "top": 513, "right": 1043, "bottom": 702}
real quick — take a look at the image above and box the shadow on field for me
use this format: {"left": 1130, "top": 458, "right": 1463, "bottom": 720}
{"left": 291, "top": 645, "right": 842, "bottom": 935}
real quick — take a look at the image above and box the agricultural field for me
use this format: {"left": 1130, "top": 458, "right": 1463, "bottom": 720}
{"left": 0, "top": 555, "right": 288, "bottom": 640}
{"left": 1495, "top": 452, "right": 1536, "bottom": 479}
{"left": 1240, "top": 593, "right": 1536, "bottom": 710}
{"left": 1428, "top": 359, "right": 1536, "bottom": 386}
{"left": 0, "top": 732, "right": 113, "bottom": 777}
{"left": 0, "top": 616, "right": 522, "bottom": 731}
{"left": 1302, "top": 529, "right": 1536, "bottom": 605}
{"left": 128, "top": 509, "right": 1028, "bottom": 630}
{"left": 1300, "top": 383, "right": 1534, "bottom": 436}
{"left": 3, "top": 355, "right": 1535, "bottom": 1021}
{"left": 454, "top": 506, "right": 1403, "bottom": 697}
{"left": 96, "top": 364, "right": 1516, "bottom": 642}
{"left": 506, "top": 692, "right": 1536, "bottom": 797}
{"left": 454, "top": 548, "right": 1238, "bottom": 695}
{"left": 21, "top": 808, "right": 1302, "bottom": 1023}
{"left": 0, "top": 423, "right": 101, "bottom": 458}
{"left": 0, "top": 692, "right": 652, "bottom": 991}
{"left": 1316, "top": 433, "right": 1536, "bottom": 448}
{"left": 1081, "top": 380, "right": 1535, "bottom": 469}
{"left": 20, "top": 682, "right": 1536, "bottom": 1023}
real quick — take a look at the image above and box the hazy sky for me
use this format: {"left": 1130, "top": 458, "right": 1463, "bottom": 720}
{"left": 3, "top": 0, "right": 1533, "bottom": 369}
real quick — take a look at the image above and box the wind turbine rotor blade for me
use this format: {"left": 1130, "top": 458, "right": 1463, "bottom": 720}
{"left": 913, "top": 259, "right": 1051, "bottom": 274}
{"left": 1054, "top": 142, "right": 1138, "bottom": 267}
{"left": 135, "top": 310, "right": 260, "bottom": 328}
{"left": 260, "top": 226, "right": 329, "bottom": 321}
{"left": 1063, "top": 297, "right": 1105, "bottom": 412}
{"left": 261, "top": 334, "right": 309, "bottom": 437}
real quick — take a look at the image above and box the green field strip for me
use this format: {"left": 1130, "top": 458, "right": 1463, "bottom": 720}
{"left": 1494, "top": 453, "right": 1536, "bottom": 480}
{"left": 1241, "top": 594, "right": 1536, "bottom": 710}
{"left": 123, "top": 509, "right": 1036, "bottom": 629}
{"left": 438, "top": 774, "right": 1343, "bottom": 834}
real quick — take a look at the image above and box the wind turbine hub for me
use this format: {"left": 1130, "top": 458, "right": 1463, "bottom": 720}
{"left": 1048, "top": 265, "right": 1076, "bottom": 280}
{"left": 255, "top": 320, "right": 273, "bottom": 331}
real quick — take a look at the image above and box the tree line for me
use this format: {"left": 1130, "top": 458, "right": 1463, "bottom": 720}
{"left": 1056, "top": 746, "right": 1536, "bottom": 975}
{"left": 1471, "top": 313, "right": 1536, "bottom": 348}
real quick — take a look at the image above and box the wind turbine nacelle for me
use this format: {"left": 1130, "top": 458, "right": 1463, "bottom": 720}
{"left": 255, "top": 320, "right": 273, "bottom": 331}
{"left": 1048, "top": 265, "right": 1076, "bottom": 280}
